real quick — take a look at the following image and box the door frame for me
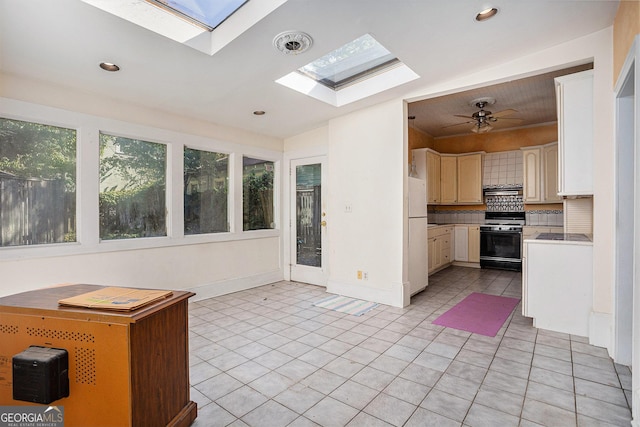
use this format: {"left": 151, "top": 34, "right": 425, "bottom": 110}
{"left": 285, "top": 154, "right": 329, "bottom": 286}
{"left": 613, "top": 35, "right": 638, "bottom": 425}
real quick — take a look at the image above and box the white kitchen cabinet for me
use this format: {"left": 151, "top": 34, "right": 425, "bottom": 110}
{"left": 523, "top": 238, "right": 593, "bottom": 336}
{"left": 454, "top": 225, "right": 469, "bottom": 262}
{"left": 440, "top": 155, "right": 457, "bottom": 204}
{"left": 555, "top": 70, "right": 593, "bottom": 196}
{"left": 521, "top": 142, "right": 560, "bottom": 204}
{"left": 453, "top": 225, "right": 480, "bottom": 264}
{"left": 457, "top": 153, "right": 483, "bottom": 204}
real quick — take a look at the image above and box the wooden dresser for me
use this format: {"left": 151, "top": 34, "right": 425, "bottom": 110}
{"left": 0, "top": 284, "right": 196, "bottom": 427}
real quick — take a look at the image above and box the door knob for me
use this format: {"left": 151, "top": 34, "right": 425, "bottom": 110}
{"left": 321, "top": 221, "right": 327, "bottom": 226}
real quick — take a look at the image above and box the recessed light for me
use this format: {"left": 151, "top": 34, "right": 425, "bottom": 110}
{"left": 99, "top": 62, "right": 120, "bottom": 72}
{"left": 253, "top": 110, "right": 266, "bottom": 116}
{"left": 475, "top": 7, "right": 498, "bottom": 21}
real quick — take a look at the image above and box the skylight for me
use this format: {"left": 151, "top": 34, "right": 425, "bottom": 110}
{"left": 82, "top": 0, "right": 287, "bottom": 56}
{"left": 276, "top": 33, "right": 419, "bottom": 107}
{"left": 146, "top": 0, "right": 249, "bottom": 31}
{"left": 298, "top": 34, "right": 400, "bottom": 90}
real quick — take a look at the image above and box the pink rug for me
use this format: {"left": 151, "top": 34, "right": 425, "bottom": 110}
{"left": 432, "top": 292, "right": 520, "bottom": 337}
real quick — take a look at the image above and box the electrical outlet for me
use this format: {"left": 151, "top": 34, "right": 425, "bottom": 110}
{"left": 363, "top": 272, "right": 368, "bottom": 280}
{"left": 345, "top": 204, "right": 352, "bottom": 213}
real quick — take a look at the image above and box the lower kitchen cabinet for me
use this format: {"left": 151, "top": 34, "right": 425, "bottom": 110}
{"left": 454, "top": 225, "right": 469, "bottom": 261}
{"left": 428, "top": 226, "right": 452, "bottom": 274}
{"left": 468, "top": 225, "right": 480, "bottom": 263}
{"left": 453, "top": 225, "right": 480, "bottom": 265}
{"left": 523, "top": 238, "right": 593, "bottom": 336}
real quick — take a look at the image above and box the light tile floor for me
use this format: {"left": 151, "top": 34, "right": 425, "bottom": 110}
{"left": 187, "top": 266, "right": 633, "bottom": 426}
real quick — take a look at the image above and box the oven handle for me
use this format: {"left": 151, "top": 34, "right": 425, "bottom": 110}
{"left": 480, "top": 256, "right": 521, "bottom": 262}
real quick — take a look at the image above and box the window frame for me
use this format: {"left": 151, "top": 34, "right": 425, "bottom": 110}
{"left": 98, "top": 131, "right": 170, "bottom": 242}
{"left": 0, "top": 98, "right": 281, "bottom": 262}
{"left": 0, "top": 114, "right": 79, "bottom": 248}
{"left": 183, "top": 145, "right": 232, "bottom": 236}
{"left": 241, "top": 155, "right": 277, "bottom": 232}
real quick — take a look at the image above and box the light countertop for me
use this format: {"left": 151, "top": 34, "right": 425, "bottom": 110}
{"left": 525, "top": 232, "right": 593, "bottom": 245}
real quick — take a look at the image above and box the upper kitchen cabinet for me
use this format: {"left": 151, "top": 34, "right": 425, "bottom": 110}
{"left": 412, "top": 149, "right": 483, "bottom": 205}
{"left": 412, "top": 148, "right": 441, "bottom": 203}
{"left": 427, "top": 151, "right": 441, "bottom": 203}
{"left": 555, "top": 70, "right": 593, "bottom": 196}
{"left": 457, "top": 153, "right": 483, "bottom": 204}
{"left": 521, "top": 142, "right": 561, "bottom": 204}
{"left": 440, "top": 155, "right": 457, "bottom": 204}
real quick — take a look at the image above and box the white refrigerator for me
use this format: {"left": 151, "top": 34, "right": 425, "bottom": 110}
{"left": 408, "top": 177, "right": 428, "bottom": 295}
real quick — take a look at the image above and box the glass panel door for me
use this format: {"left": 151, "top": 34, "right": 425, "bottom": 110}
{"left": 290, "top": 156, "right": 327, "bottom": 285}
{"left": 296, "top": 163, "right": 322, "bottom": 267}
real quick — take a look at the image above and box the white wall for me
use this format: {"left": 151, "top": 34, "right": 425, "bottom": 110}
{"left": 325, "top": 100, "right": 407, "bottom": 307}
{"left": 0, "top": 90, "right": 284, "bottom": 301}
{"left": 0, "top": 237, "right": 282, "bottom": 300}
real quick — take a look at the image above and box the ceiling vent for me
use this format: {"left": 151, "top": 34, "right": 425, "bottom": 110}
{"left": 273, "top": 31, "right": 313, "bottom": 55}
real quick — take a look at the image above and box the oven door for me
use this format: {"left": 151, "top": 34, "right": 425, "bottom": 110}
{"left": 480, "top": 229, "right": 522, "bottom": 270}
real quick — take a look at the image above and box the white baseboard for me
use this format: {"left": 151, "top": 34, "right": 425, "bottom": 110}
{"left": 326, "top": 279, "right": 405, "bottom": 308}
{"left": 588, "top": 311, "right": 613, "bottom": 354}
{"left": 186, "top": 269, "right": 284, "bottom": 302}
{"left": 452, "top": 261, "right": 480, "bottom": 269}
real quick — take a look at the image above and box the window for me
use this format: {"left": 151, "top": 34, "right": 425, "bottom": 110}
{"left": 0, "top": 118, "right": 77, "bottom": 247}
{"left": 99, "top": 133, "right": 166, "bottom": 240}
{"left": 243, "top": 157, "right": 274, "bottom": 231}
{"left": 298, "top": 33, "right": 400, "bottom": 90}
{"left": 146, "top": 0, "right": 249, "bottom": 30}
{"left": 184, "top": 148, "right": 229, "bottom": 234}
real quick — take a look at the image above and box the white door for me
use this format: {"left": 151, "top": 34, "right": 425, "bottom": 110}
{"left": 290, "top": 156, "right": 328, "bottom": 286}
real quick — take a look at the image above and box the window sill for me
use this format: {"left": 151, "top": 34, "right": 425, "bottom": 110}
{"left": 0, "top": 229, "right": 281, "bottom": 261}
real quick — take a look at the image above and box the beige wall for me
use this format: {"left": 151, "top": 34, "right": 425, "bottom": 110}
{"left": 613, "top": 1, "right": 640, "bottom": 82}
{"left": 434, "top": 124, "right": 558, "bottom": 154}
{"left": 408, "top": 126, "right": 435, "bottom": 164}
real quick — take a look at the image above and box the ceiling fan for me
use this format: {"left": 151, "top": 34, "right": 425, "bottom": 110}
{"left": 443, "top": 97, "right": 522, "bottom": 133}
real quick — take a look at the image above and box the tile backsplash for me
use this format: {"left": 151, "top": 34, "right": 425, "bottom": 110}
{"left": 526, "top": 210, "right": 564, "bottom": 226}
{"left": 483, "top": 150, "right": 523, "bottom": 187}
{"left": 429, "top": 208, "right": 563, "bottom": 226}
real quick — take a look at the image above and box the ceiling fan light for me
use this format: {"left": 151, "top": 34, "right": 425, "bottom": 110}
{"left": 476, "top": 7, "right": 498, "bottom": 22}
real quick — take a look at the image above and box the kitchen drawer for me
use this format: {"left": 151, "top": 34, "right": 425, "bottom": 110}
{"left": 428, "top": 225, "right": 452, "bottom": 238}
{"left": 441, "top": 237, "right": 451, "bottom": 250}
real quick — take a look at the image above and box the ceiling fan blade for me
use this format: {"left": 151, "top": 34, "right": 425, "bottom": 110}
{"left": 441, "top": 120, "right": 475, "bottom": 129}
{"left": 494, "top": 117, "right": 524, "bottom": 123}
{"left": 471, "top": 123, "right": 493, "bottom": 133}
{"left": 491, "top": 109, "right": 518, "bottom": 118}
{"left": 453, "top": 114, "right": 474, "bottom": 119}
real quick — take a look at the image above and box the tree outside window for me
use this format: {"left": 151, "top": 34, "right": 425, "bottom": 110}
{"left": 0, "top": 118, "right": 76, "bottom": 247}
{"left": 184, "top": 147, "right": 229, "bottom": 234}
{"left": 99, "top": 133, "right": 166, "bottom": 240}
{"left": 243, "top": 157, "right": 274, "bottom": 231}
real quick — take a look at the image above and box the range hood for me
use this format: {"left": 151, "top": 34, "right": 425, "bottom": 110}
{"left": 483, "top": 186, "right": 523, "bottom": 196}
